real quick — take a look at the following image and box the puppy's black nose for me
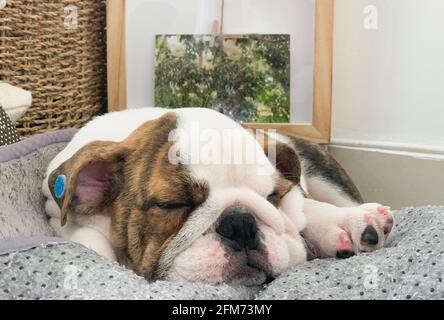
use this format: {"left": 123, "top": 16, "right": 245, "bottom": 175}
{"left": 216, "top": 211, "right": 259, "bottom": 251}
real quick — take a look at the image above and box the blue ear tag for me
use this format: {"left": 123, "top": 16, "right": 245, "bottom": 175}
{"left": 54, "top": 174, "right": 67, "bottom": 199}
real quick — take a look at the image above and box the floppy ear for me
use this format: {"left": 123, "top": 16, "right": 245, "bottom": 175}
{"left": 273, "top": 142, "right": 301, "bottom": 184}
{"left": 247, "top": 128, "right": 301, "bottom": 184}
{"left": 48, "top": 141, "right": 130, "bottom": 226}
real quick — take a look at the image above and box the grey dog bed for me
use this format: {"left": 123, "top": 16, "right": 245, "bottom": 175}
{"left": 0, "top": 130, "right": 443, "bottom": 300}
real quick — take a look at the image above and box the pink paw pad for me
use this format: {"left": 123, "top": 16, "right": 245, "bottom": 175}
{"left": 336, "top": 232, "right": 353, "bottom": 251}
{"left": 364, "top": 213, "right": 375, "bottom": 225}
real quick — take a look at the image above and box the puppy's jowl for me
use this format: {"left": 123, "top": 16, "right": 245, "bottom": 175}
{"left": 42, "top": 107, "right": 394, "bottom": 285}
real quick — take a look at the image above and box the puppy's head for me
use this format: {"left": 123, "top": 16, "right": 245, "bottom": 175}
{"left": 49, "top": 109, "right": 307, "bottom": 286}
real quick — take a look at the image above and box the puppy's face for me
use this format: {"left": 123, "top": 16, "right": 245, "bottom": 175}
{"left": 49, "top": 109, "right": 307, "bottom": 286}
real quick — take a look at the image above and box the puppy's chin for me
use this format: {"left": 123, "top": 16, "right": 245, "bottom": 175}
{"left": 165, "top": 233, "right": 267, "bottom": 286}
{"left": 164, "top": 225, "right": 307, "bottom": 286}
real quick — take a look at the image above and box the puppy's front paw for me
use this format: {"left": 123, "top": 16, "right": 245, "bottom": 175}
{"left": 335, "top": 204, "right": 394, "bottom": 258}
{"left": 302, "top": 200, "right": 394, "bottom": 259}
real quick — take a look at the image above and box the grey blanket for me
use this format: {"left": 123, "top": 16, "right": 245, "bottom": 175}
{"left": 0, "top": 130, "right": 443, "bottom": 300}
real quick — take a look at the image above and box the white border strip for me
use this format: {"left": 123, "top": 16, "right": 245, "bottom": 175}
{"left": 330, "top": 138, "right": 444, "bottom": 156}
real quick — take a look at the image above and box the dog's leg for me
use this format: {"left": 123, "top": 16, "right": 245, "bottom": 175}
{"left": 304, "top": 176, "right": 361, "bottom": 207}
{"left": 288, "top": 137, "right": 363, "bottom": 207}
{"left": 301, "top": 199, "right": 394, "bottom": 258}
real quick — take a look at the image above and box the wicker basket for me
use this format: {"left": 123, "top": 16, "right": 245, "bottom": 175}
{"left": 0, "top": 0, "right": 107, "bottom": 137}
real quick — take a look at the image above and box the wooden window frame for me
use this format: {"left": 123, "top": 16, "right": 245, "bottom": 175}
{"left": 106, "top": 0, "right": 334, "bottom": 143}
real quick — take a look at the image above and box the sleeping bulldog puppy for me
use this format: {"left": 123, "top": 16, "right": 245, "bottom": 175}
{"left": 42, "top": 107, "right": 394, "bottom": 285}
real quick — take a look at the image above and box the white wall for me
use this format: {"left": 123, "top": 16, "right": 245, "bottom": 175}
{"left": 332, "top": 0, "right": 444, "bottom": 154}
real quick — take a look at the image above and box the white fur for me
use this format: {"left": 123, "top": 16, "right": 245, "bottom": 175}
{"left": 280, "top": 186, "right": 307, "bottom": 232}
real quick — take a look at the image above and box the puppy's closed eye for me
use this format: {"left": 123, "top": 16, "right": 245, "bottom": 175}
{"left": 267, "top": 184, "right": 293, "bottom": 207}
{"left": 140, "top": 200, "right": 192, "bottom": 214}
{"left": 156, "top": 202, "right": 192, "bottom": 211}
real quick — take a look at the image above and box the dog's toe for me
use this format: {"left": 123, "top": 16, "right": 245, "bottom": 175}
{"left": 336, "top": 250, "right": 355, "bottom": 259}
{"left": 344, "top": 204, "right": 394, "bottom": 252}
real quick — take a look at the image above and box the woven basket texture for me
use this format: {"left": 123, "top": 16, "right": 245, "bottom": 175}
{"left": 0, "top": 0, "right": 107, "bottom": 137}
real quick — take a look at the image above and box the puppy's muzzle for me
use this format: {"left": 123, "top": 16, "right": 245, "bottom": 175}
{"left": 216, "top": 206, "right": 260, "bottom": 251}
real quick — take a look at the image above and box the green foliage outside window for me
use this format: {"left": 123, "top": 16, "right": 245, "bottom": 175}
{"left": 154, "top": 34, "right": 290, "bottom": 123}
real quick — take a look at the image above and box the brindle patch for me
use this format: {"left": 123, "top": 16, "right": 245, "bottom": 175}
{"left": 111, "top": 114, "right": 210, "bottom": 279}
{"left": 48, "top": 112, "right": 209, "bottom": 280}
